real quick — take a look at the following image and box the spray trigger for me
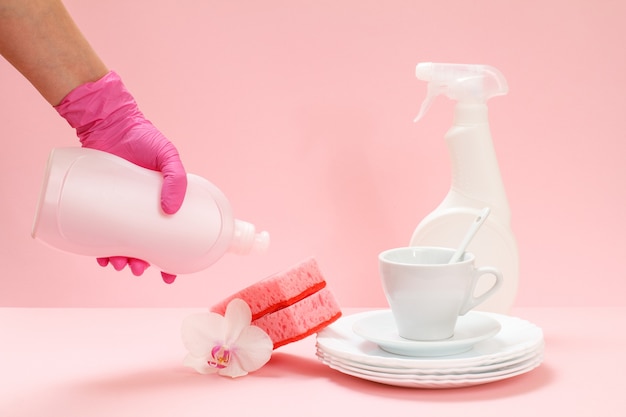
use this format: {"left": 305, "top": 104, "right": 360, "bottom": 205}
{"left": 414, "top": 83, "right": 444, "bottom": 122}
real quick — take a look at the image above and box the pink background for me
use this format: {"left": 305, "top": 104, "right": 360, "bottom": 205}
{"left": 1, "top": 0, "right": 624, "bottom": 308}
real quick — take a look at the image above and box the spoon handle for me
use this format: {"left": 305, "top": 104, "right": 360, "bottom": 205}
{"left": 449, "top": 207, "right": 491, "bottom": 263}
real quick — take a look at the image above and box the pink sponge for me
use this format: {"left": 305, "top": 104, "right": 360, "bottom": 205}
{"left": 211, "top": 258, "right": 342, "bottom": 349}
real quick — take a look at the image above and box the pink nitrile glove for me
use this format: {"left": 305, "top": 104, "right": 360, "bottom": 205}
{"left": 55, "top": 71, "right": 187, "bottom": 284}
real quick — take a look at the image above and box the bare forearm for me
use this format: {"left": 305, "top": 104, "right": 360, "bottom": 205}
{"left": 0, "top": 0, "right": 108, "bottom": 105}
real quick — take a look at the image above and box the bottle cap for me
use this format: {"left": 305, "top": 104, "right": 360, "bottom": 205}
{"left": 230, "top": 220, "right": 270, "bottom": 254}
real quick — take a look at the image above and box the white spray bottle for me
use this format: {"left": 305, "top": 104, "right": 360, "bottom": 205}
{"left": 32, "top": 147, "right": 269, "bottom": 277}
{"left": 409, "top": 62, "right": 518, "bottom": 313}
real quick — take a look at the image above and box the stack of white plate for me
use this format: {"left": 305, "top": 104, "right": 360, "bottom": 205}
{"left": 316, "top": 310, "right": 544, "bottom": 389}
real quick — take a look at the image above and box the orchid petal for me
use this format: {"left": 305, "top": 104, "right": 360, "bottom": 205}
{"left": 181, "top": 312, "right": 226, "bottom": 357}
{"left": 223, "top": 299, "right": 252, "bottom": 344}
{"left": 183, "top": 354, "right": 218, "bottom": 375}
{"left": 217, "top": 358, "right": 248, "bottom": 378}
{"left": 234, "top": 325, "right": 273, "bottom": 372}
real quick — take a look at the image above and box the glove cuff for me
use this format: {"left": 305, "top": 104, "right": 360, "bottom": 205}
{"left": 54, "top": 71, "right": 143, "bottom": 143}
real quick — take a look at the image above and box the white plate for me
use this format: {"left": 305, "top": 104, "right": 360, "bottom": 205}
{"left": 318, "top": 352, "right": 544, "bottom": 389}
{"left": 318, "top": 349, "right": 543, "bottom": 381}
{"left": 316, "top": 310, "right": 544, "bottom": 370}
{"left": 352, "top": 311, "right": 501, "bottom": 357}
{"left": 316, "top": 345, "right": 543, "bottom": 376}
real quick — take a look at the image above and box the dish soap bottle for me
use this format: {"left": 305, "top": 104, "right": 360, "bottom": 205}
{"left": 32, "top": 147, "right": 269, "bottom": 277}
{"left": 409, "top": 62, "right": 518, "bottom": 313}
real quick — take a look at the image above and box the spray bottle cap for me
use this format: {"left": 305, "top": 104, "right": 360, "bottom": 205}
{"left": 414, "top": 62, "right": 508, "bottom": 122}
{"left": 230, "top": 219, "right": 270, "bottom": 255}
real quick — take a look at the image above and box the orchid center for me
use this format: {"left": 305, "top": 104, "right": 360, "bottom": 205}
{"left": 208, "top": 344, "right": 232, "bottom": 369}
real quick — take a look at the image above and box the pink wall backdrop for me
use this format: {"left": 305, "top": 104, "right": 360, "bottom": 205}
{"left": 1, "top": 0, "right": 624, "bottom": 307}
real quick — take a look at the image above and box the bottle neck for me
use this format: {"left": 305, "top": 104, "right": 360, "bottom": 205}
{"left": 453, "top": 102, "right": 490, "bottom": 125}
{"left": 444, "top": 103, "right": 510, "bottom": 215}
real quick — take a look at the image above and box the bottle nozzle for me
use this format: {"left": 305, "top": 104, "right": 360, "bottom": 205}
{"left": 230, "top": 220, "right": 270, "bottom": 255}
{"left": 414, "top": 62, "right": 508, "bottom": 122}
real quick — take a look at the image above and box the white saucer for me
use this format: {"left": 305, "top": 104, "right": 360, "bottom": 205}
{"left": 352, "top": 311, "right": 501, "bottom": 357}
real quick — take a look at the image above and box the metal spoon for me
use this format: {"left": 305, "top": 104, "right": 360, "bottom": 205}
{"left": 449, "top": 207, "right": 491, "bottom": 263}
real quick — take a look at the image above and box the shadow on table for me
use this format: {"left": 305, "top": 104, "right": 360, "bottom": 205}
{"left": 0, "top": 353, "right": 556, "bottom": 416}
{"left": 1, "top": 352, "right": 334, "bottom": 416}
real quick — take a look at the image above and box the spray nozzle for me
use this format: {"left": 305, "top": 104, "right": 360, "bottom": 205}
{"left": 414, "top": 62, "right": 508, "bottom": 122}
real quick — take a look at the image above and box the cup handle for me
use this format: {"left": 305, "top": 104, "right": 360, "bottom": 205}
{"left": 459, "top": 267, "right": 504, "bottom": 314}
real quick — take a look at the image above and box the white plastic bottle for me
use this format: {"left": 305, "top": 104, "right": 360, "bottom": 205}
{"left": 32, "top": 147, "right": 269, "bottom": 275}
{"left": 409, "top": 63, "right": 518, "bottom": 313}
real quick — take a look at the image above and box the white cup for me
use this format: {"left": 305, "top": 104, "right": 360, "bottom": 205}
{"left": 379, "top": 246, "right": 503, "bottom": 341}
